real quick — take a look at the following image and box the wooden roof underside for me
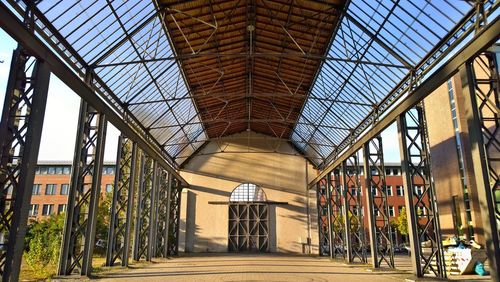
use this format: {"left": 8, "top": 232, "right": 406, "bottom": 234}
{"left": 159, "top": 0, "right": 345, "bottom": 140}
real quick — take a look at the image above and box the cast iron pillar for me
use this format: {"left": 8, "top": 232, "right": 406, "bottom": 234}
{"left": 154, "top": 170, "right": 171, "bottom": 258}
{"left": 397, "top": 106, "right": 446, "bottom": 278}
{"left": 363, "top": 136, "right": 395, "bottom": 268}
{"left": 0, "top": 46, "right": 50, "bottom": 281}
{"left": 316, "top": 177, "right": 330, "bottom": 256}
{"left": 342, "top": 154, "right": 367, "bottom": 263}
{"left": 459, "top": 50, "right": 499, "bottom": 281}
{"left": 330, "top": 168, "right": 346, "bottom": 259}
{"left": 167, "top": 178, "right": 182, "bottom": 256}
{"left": 133, "top": 154, "right": 156, "bottom": 261}
{"left": 105, "top": 136, "right": 137, "bottom": 267}
{"left": 58, "top": 93, "right": 107, "bottom": 276}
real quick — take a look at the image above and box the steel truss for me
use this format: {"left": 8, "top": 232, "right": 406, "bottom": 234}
{"left": 167, "top": 179, "right": 182, "bottom": 256}
{"left": 133, "top": 154, "right": 157, "bottom": 261}
{"left": 105, "top": 136, "right": 137, "bottom": 267}
{"left": 59, "top": 98, "right": 107, "bottom": 276}
{"left": 460, "top": 50, "right": 500, "bottom": 280}
{"left": 316, "top": 178, "right": 330, "bottom": 256}
{"left": 398, "top": 106, "right": 446, "bottom": 278}
{"left": 154, "top": 169, "right": 171, "bottom": 258}
{"left": 0, "top": 46, "right": 50, "bottom": 280}
{"left": 363, "top": 137, "right": 394, "bottom": 268}
{"left": 342, "top": 154, "right": 367, "bottom": 263}
{"left": 329, "top": 169, "right": 346, "bottom": 259}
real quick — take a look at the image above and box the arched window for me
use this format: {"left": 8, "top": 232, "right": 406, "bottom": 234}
{"left": 229, "top": 183, "right": 267, "bottom": 202}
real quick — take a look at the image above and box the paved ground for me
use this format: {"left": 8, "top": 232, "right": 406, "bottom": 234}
{"left": 84, "top": 253, "right": 491, "bottom": 282}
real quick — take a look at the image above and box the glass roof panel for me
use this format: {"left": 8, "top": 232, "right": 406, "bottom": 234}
{"left": 291, "top": 0, "right": 479, "bottom": 166}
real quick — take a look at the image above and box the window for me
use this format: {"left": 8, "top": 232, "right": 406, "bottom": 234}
{"left": 351, "top": 187, "right": 357, "bottom": 196}
{"left": 385, "top": 168, "right": 392, "bottom": 176}
{"left": 61, "top": 184, "right": 70, "bottom": 195}
{"left": 48, "top": 166, "right": 56, "bottom": 174}
{"left": 40, "top": 167, "right": 47, "bottom": 174}
{"left": 32, "top": 184, "right": 41, "bottom": 195}
{"left": 417, "top": 206, "right": 427, "bottom": 217}
{"left": 105, "top": 184, "right": 113, "bottom": 193}
{"left": 29, "top": 204, "right": 39, "bottom": 217}
{"left": 371, "top": 187, "right": 378, "bottom": 196}
{"left": 389, "top": 206, "right": 395, "bottom": 217}
{"left": 42, "top": 204, "right": 54, "bottom": 216}
{"left": 55, "top": 166, "right": 63, "bottom": 174}
{"left": 45, "top": 184, "right": 57, "bottom": 195}
{"left": 58, "top": 204, "right": 67, "bottom": 214}
{"left": 375, "top": 208, "right": 380, "bottom": 217}
{"left": 396, "top": 186, "right": 404, "bottom": 196}
{"left": 230, "top": 183, "right": 267, "bottom": 202}
{"left": 63, "top": 166, "right": 71, "bottom": 174}
{"left": 415, "top": 186, "right": 423, "bottom": 196}
{"left": 386, "top": 186, "right": 393, "bottom": 196}
{"left": 393, "top": 168, "right": 400, "bottom": 176}
{"left": 103, "top": 166, "right": 115, "bottom": 175}
{"left": 35, "top": 167, "right": 40, "bottom": 174}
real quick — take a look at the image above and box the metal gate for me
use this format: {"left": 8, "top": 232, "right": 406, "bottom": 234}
{"left": 228, "top": 203, "right": 269, "bottom": 252}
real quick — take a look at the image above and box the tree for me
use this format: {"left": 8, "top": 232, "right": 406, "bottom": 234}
{"left": 393, "top": 207, "right": 408, "bottom": 243}
{"left": 24, "top": 213, "right": 65, "bottom": 279}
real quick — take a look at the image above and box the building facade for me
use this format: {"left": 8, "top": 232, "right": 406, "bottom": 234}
{"left": 28, "top": 161, "right": 116, "bottom": 220}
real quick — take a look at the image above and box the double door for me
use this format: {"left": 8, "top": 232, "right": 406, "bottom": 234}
{"left": 228, "top": 203, "right": 269, "bottom": 252}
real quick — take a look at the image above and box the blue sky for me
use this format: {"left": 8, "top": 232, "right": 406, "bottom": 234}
{"left": 0, "top": 27, "right": 401, "bottom": 165}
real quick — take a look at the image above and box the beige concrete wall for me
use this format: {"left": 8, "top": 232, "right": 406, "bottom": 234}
{"left": 179, "top": 131, "right": 319, "bottom": 253}
{"left": 424, "top": 82, "right": 466, "bottom": 239}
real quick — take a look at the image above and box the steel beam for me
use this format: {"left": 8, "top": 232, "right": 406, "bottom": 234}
{"left": 316, "top": 178, "right": 330, "bottom": 256}
{"left": 397, "top": 106, "right": 446, "bottom": 278}
{"left": 167, "top": 179, "right": 182, "bottom": 256}
{"left": 154, "top": 170, "right": 171, "bottom": 258}
{"left": 0, "top": 3, "right": 189, "bottom": 186}
{"left": 106, "top": 136, "right": 137, "bottom": 267}
{"left": 133, "top": 154, "right": 155, "bottom": 261}
{"left": 58, "top": 97, "right": 107, "bottom": 276}
{"left": 330, "top": 168, "right": 346, "bottom": 259}
{"left": 363, "top": 136, "right": 394, "bottom": 268}
{"left": 0, "top": 47, "right": 50, "bottom": 281}
{"left": 459, "top": 51, "right": 500, "bottom": 281}
{"left": 342, "top": 155, "right": 367, "bottom": 263}
{"left": 309, "top": 16, "right": 500, "bottom": 189}
{"left": 325, "top": 174, "right": 334, "bottom": 259}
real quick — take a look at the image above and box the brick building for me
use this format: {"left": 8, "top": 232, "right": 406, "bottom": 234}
{"left": 28, "top": 161, "right": 116, "bottom": 220}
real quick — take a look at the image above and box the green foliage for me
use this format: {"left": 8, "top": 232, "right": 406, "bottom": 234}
{"left": 392, "top": 207, "right": 408, "bottom": 243}
{"left": 94, "top": 191, "right": 112, "bottom": 255}
{"left": 24, "top": 213, "right": 64, "bottom": 279}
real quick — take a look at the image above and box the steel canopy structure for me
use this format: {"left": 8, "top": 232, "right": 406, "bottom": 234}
{"left": 2, "top": 0, "right": 493, "bottom": 166}
{"left": 0, "top": 0, "right": 499, "bottom": 281}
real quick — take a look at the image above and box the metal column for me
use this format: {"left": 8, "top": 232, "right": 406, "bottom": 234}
{"left": 459, "top": 51, "right": 500, "bottom": 280}
{"left": 330, "top": 168, "right": 346, "bottom": 259}
{"left": 397, "top": 106, "right": 446, "bottom": 278}
{"left": 133, "top": 154, "right": 155, "bottom": 261}
{"left": 316, "top": 177, "right": 330, "bottom": 256}
{"left": 363, "top": 136, "right": 395, "bottom": 268}
{"left": 148, "top": 162, "right": 159, "bottom": 259}
{"left": 342, "top": 154, "right": 367, "bottom": 263}
{"left": 58, "top": 96, "right": 107, "bottom": 276}
{"left": 0, "top": 47, "right": 50, "bottom": 281}
{"left": 325, "top": 176, "right": 334, "bottom": 258}
{"left": 155, "top": 170, "right": 171, "bottom": 258}
{"left": 106, "top": 136, "right": 137, "bottom": 267}
{"left": 167, "top": 179, "right": 182, "bottom": 256}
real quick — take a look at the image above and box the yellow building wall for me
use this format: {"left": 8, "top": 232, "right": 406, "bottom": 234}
{"left": 178, "top": 131, "right": 319, "bottom": 253}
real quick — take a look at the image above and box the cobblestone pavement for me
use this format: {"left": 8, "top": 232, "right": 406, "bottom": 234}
{"left": 94, "top": 253, "right": 416, "bottom": 282}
